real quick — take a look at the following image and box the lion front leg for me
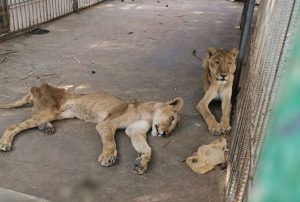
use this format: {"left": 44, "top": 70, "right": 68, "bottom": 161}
{"left": 125, "top": 120, "right": 151, "bottom": 175}
{"left": 220, "top": 91, "right": 232, "bottom": 135}
{"left": 196, "top": 87, "right": 221, "bottom": 136}
{"left": 0, "top": 109, "right": 58, "bottom": 151}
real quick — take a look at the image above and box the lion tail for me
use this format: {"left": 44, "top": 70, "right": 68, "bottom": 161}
{"left": 0, "top": 93, "right": 30, "bottom": 109}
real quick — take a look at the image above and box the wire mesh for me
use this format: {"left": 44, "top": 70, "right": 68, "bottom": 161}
{"left": 225, "top": 0, "right": 297, "bottom": 201}
{"left": 0, "top": 0, "right": 104, "bottom": 38}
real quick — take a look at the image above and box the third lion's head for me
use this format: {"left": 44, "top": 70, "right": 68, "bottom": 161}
{"left": 206, "top": 48, "right": 239, "bottom": 83}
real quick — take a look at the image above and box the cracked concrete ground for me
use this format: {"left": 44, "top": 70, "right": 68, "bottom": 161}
{"left": 0, "top": 0, "right": 242, "bottom": 201}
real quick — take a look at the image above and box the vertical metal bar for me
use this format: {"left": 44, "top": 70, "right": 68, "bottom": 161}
{"left": 57, "top": 0, "right": 60, "bottom": 16}
{"left": 70, "top": 0, "right": 72, "bottom": 12}
{"left": 0, "top": 0, "right": 4, "bottom": 31}
{"left": 50, "top": 0, "right": 55, "bottom": 20}
{"left": 23, "top": 0, "right": 29, "bottom": 28}
{"left": 41, "top": 0, "right": 46, "bottom": 22}
{"left": 30, "top": 0, "right": 35, "bottom": 26}
{"left": 13, "top": 0, "right": 19, "bottom": 31}
{"left": 240, "top": 0, "right": 249, "bottom": 31}
{"left": 34, "top": 0, "right": 39, "bottom": 25}
{"left": 9, "top": 0, "right": 16, "bottom": 32}
{"left": 38, "top": 0, "right": 43, "bottom": 23}
{"left": 56, "top": 0, "right": 60, "bottom": 17}
{"left": 54, "top": 0, "right": 58, "bottom": 18}
{"left": 59, "top": 0, "right": 62, "bottom": 16}
{"left": 17, "top": 0, "right": 23, "bottom": 29}
{"left": 45, "top": 0, "right": 49, "bottom": 21}
{"left": 67, "top": 0, "right": 70, "bottom": 13}
{"left": 26, "top": 0, "right": 30, "bottom": 26}
{"left": 65, "top": 0, "right": 68, "bottom": 14}
{"left": 66, "top": 0, "right": 68, "bottom": 14}
{"left": 49, "top": 0, "right": 53, "bottom": 19}
{"left": 233, "top": 0, "right": 256, "bottom": 99}
{"left": 31, "top": 0, "right": 38, "bottom": 25}
{"left": 73, "top": 0, "right": 78, "bottom": 12}
{"left": 52, "top": 0, "right": 56, "bottom": 18}
{"left": 61, "top": 0, "right": 66, "bottom": 15}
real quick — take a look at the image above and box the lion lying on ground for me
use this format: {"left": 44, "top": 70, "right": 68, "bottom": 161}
{"left": 196, "top": 48, "right": 238, "bottom": 136}
{"left": 0, "top": 83, "right": 183, "bottom": 174}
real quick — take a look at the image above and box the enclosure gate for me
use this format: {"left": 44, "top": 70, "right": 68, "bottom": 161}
{"left": 0, "top": 0, "right": 103, "bottom": 38}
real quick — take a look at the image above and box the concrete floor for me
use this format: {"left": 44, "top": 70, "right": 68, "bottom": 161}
{"left": 0, "top": 0, "right": 242, "bottom": 201}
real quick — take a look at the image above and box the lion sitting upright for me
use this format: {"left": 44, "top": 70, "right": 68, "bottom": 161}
{"left": 0, "top": 83, "right": 183, "bottom": 174}
{"left": 196, "top": 48, "right": 238, "bottom": 136}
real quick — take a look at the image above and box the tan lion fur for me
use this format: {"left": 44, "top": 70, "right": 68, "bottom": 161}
{"left": 196, "top": 48, "right": 238, "bottom": 135}
{"left": 0, "top": 83, "right": 183, "bottom": 174}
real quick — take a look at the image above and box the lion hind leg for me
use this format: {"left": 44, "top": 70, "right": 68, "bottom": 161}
{"left": 125, "top": 120, "right": 151, "bottom": 175}
{"left": 0, "top": 93, "right": 30, "bottom": 109}
{"left": 0, "top": 109, "right": 59, "bottom": 151}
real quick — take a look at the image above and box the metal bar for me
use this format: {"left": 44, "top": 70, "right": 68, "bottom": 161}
{"left": 59, "top": 0, "right": 62, "bottom": 16}
{"left": 41, "top": 0, "right": 45, "bottom": 22}
{"left": 15, "top": 0, "right": 20, "bottom": 30}
{"left": 61, "top": 0, "right": 67, "bottom": 15}
{"left": 45, "top": 0, "right": 49, "bottom": 21}
{"left": 233, "top": 0, "right": 255, "bottom": 100}
{"left": 9, "top": 0, "right": 16, "bottom": 32}
{"left": 30, "top": 0, "right": 35, "bottom": 26}
{"left": 38, "top": 0, "right": 42, "bottom": 23}
{"left": 53, "top": 0, "right": 57, "bottom": 18}
{"left": 240, "top": 0, "right": 249, "bottom": 31}
{"left": 73, "top": 0, "right": 78, "bottom": 12}
{"left": 57, "top": 0, "right": 60, "bottom": 17}
{"left": 55, "top": 0, "right": 59, "bottom": 18}
{"left": 23, "top": 0, "right": 29, "bottom": 27}
{"left": 34, "top": 0, "right": 39, "bottom": 25}
{"left": 59, "top": 0, "right": 61, "bottom": 15}
{"left": 50, "top": 0, "right": 53, "bottom": 19}
{"left": 0, "top": 0, "right": 4, "bottom": 31}
{"left": 18, "top": 0, "right": 23, "bottom": 29}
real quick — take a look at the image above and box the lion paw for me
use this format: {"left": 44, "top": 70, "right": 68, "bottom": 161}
{"left": 0, "top": 140, "right": 11, "bottom": 152}
{"left": 208, "top": 122, "right": 221, "bottom": 136}
{"left": 220, "top": 121, "right": 231, "bottom": 135}
{"left": 38, "top": 123, "right": 56, "bottom": 135}
{"left": 131, "top": 157, "right": 147, "bottom": 175}
{"left": 98, "top": 150, "right": 117, "bottom": 167}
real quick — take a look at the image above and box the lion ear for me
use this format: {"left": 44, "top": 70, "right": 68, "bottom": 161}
{"left": 168, "top": 97, "right": 184, "bottom": 111}
{"left": 207, "top": 48, "right": 218, "bottom": 57}
{"left": 229, "top": 48, "right": 239, "bottom": 59}
{"left": 30, "top": 86, "right": 41, "bottom": 97}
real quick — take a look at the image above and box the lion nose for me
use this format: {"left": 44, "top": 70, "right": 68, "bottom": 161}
{"left": 162, "top": 132, "right": 167, "bottom": 138}
{"left": 220, "top": 74, "right": 227, "bottom": 78}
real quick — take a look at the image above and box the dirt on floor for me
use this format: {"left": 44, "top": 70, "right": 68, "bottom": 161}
{"left": 0, "top": 0, "right": 242, "bottom": 201}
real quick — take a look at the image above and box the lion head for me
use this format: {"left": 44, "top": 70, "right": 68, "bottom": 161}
{"left": 206, "top": 48, "right": 239, "bottom": 83}
{"left": 151, "top": 97, "right": 184, "bottom": 138}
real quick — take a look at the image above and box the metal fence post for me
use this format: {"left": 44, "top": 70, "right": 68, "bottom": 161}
{"left": 73, "top": 0, "right": 79, "bottom": 12}
{"left": 232, "top": 0, "right": 255, "bottom": 100}
{"left": 0, "top": 0, "right": 10, "bottom": 34}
